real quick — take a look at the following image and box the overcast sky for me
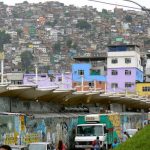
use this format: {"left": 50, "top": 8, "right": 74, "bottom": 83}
{"left": 1, "top": 0, "right": 150, "bottom": 11}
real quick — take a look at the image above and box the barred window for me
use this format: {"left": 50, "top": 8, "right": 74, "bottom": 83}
{"left": 125, "top": 70, "right": 131, "bottom": 75}
{"left": 125, "top": 58, "right": 131, "bottom": 64}
{"left": 78, "top": 70, "right": 84, "bottom": 75}
{"left": 111, "top": 58, "right": 118, "bottom": 64}
{"left": 112, "top": 70, "right": 118, "bottom": 75}
{"left": 111, "top": 83, "right": 118, "bottom": 89}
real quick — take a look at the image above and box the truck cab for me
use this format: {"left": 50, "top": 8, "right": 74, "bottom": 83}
{"left": 75, "top": 114, "right": 108, "bottom": 150}
{"left": 75, "top": 123, "right": 107, "bottom": 149}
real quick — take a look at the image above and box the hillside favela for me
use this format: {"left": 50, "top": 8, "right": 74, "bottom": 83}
{"left": 0, "top": 0, "right": 149, "bottom": 150}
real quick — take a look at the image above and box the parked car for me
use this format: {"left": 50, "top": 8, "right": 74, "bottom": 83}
{"left": 28, "top": 142, "right": 52, "bottom": 150}
{"left": 10, "top": 145, "right": 28, "bottom": 150}
{"left": 126, "top": 129, "right": 138, "bottom": 137}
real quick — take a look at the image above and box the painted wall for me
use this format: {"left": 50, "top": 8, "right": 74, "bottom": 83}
{"left": 107, "top": 68, "right": 137, "bottom": 92}
{"left": 136, "top": 83, "right": 150, "bottom": 97}
{"left": 72, "top": 64, "right": 106, "bottom": 82}
{"left": 136, "top": 69, "right": 143, "bottom": 82}
{"left": 107, "top": 51, "right": 143, "bottom": 71}
{"left": 72, "top": 63, "right": 106, "bottom": 91}
{"left": 23, "top": 73, "right": 72, "bottom": 89}
{"left": 73, "top": 81, "right": 105, "bottom": 91}
{"left": 0, "top": 113, "right": 78, "bottom": 149}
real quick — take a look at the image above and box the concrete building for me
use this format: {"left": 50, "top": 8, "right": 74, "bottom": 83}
{"left": 107, "top": 45, "right": 143, "bottom": 93}
{"left": 136, "top": 82, "right": 150, "bottom": 97}
{"left": 145, "top": 53, "right": 150, "bottom": 82}
{"left": 23, "top": 72, "right": 72, "bottom": 90}
{"left": 72, "top": 56, "right": 106, "bottom": 92}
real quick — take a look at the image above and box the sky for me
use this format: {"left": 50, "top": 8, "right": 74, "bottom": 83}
{"left": 0, "top": 0, "right": 150, "bottom": 11}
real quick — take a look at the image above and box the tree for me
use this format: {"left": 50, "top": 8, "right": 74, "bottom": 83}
{"left": 76, "top": 20, "right": 91, "bottom": 30}
{"left": 52, "top": 42, "right": 61, "bottom": 53}
{"left": 0, "top": 31, "right": 11, "bottom": 51}
{"left": 45, "top": 19, "right": 57, "bottom": 27}
{"left": 66, "top": 39, "right": 72, "bottom": 48}
{"left": 21, "top": 51, "right": 33, "bottom": 72}
{"left": 102, "top": 9, "right": 108, "bottom": 14}
{"left": 72, "top": 42, "right": 78, "bottom": 49}
{"left": 16, "top": 29, "right": 23, "bottom": 38}
{"left": 125, "top": 15, "right": 132, "bottom": 22}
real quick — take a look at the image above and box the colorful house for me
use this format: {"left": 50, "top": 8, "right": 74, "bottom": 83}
{"left": 136, "top": 82, "right": 150, "bottom": 97}
{"left": 72, "top": 56, "right": 107, "bottom": 92}
{"left": 23, "top": 72, "right": 72, "bottom": 90}
{"left": 107, "top": 45, "right": 143, "bottom": 93}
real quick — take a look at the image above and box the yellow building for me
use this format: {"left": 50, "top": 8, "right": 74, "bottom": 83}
{"left": 136, "top": 83, "right": 150, "bottom": 97}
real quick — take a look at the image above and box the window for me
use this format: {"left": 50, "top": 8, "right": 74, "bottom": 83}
{"left": 125, "top": 58, "right": 131, "bottom": 64}
{"left": 90, "top": 69, "right": 101, "bottom": 75}
{"left": 58, "top": 77, "right": 62, "bottom": 82}
{"left": 112, "top": 70, "right": 118, "bottom": 75}
{"left": 17, "top": 81, "right": 23, "bottom": 85}
{"left": 125, "top": 82, "right": 133, "bottom": 88}
{"left": 78, "top": 70, "right": 84, "bottom": 75}
{"left": 89, "top": 82, "right": 94, "bottom": 87}
{"left": 111, "top": 83, "right": 118, "bottom": 89}
{"left": 142, "top": 86, "right": 150, "bottom": 92}
{"left": 125, "top": 70, "right": 131, "bottom": 75}
{"left": 111, "top": 58, "right": 118, "bottom": 64}
{"left": 77, "top": 125, "right": 103, "bottom": 136}
{"left": 41, "top": 74, "right": 46, "bottom": 77}
{"left": 139, "top": 60, "right": 141, "bottom": 65}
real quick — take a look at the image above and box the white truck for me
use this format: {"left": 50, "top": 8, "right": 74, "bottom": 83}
{"left": 75, "top": 114, "right": 121, "bottom": 150}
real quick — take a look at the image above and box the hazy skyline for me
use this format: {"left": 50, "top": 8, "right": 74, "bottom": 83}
{"left": 0, "top": 0, "right": 150, "bottom": 11}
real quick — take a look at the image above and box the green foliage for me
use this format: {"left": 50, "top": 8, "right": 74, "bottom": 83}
{"left": 102, "top": 9, "right": 108, "bottom": 14}
{"left": 16, "top": 29, "right": 23, "bottom": 38}
{"left": 52, "top": 42, "right": 61, "bottom": 53}
{"left": 125, "top": 15, "right": 132, "bottom": 22}
{"left": 144, "top": 39, "right": 150, "bottom": 45}
{"left": 76, "top": 20, "right": 91, "bottom": 30}
{"left": 21, "top": 51, "right": 33, "bottom": 73}
{"left": 66, "top": 39, "right": 72, "bottom": 48}
{"left": 23, "top": 1, "right": 29, "bottom": 4}
{"left": 45, "top": 20, "right": 57, "bottom": 27}
{"left": 0, "top": 31, "right": 11, "bottom": 51}
{"left": 115, "top": 125, "right": 150, "bottom": 150}
{"left": 25, "top": 10, "right": 33, "bottom": 18}
{"left": 12, "top": 11, "right": 19, "bottom": 18}
{"left": 72, "top": 42, "right": 78, "bottom": 49}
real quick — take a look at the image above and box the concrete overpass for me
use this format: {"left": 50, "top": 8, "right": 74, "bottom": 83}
{"left": 0, "top": 84, "right": 149, "bottom": 111}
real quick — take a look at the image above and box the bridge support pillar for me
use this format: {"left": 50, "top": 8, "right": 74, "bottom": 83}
{"left": 110, "top": 103, "right": 126, "bottom": 112}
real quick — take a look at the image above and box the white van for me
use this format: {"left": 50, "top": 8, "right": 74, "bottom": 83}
{"left": 28, "top": 142, "right": 51, "bottom": 150}
{"left": 10, "top": 145, "right": 28, "bottom": 150}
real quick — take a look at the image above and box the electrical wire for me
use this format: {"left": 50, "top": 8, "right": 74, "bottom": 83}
{"left": 88, "top": 0, "right": 141, "bottom": 10}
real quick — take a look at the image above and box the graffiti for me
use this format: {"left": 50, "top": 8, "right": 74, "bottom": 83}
{"left": 68, "top": 118, "right": 78, "bottom": 149}
{"left": 109, "top": 114, "right": 121, "bottom": 138}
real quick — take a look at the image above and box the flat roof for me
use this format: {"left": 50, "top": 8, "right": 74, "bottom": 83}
{"left": 73, "top": 56, "right": 107, "bottom": 61}
{"left": 108, "top": 44, "right": 140, "bottom": 48}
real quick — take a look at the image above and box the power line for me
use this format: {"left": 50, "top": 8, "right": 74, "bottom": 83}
{"left": 88, "top": 0, "right": 141, "bottom": 10}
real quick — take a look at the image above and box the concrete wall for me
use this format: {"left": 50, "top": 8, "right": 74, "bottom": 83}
{"left": 0, "top": 97, "right": 61, "bottom": 113}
